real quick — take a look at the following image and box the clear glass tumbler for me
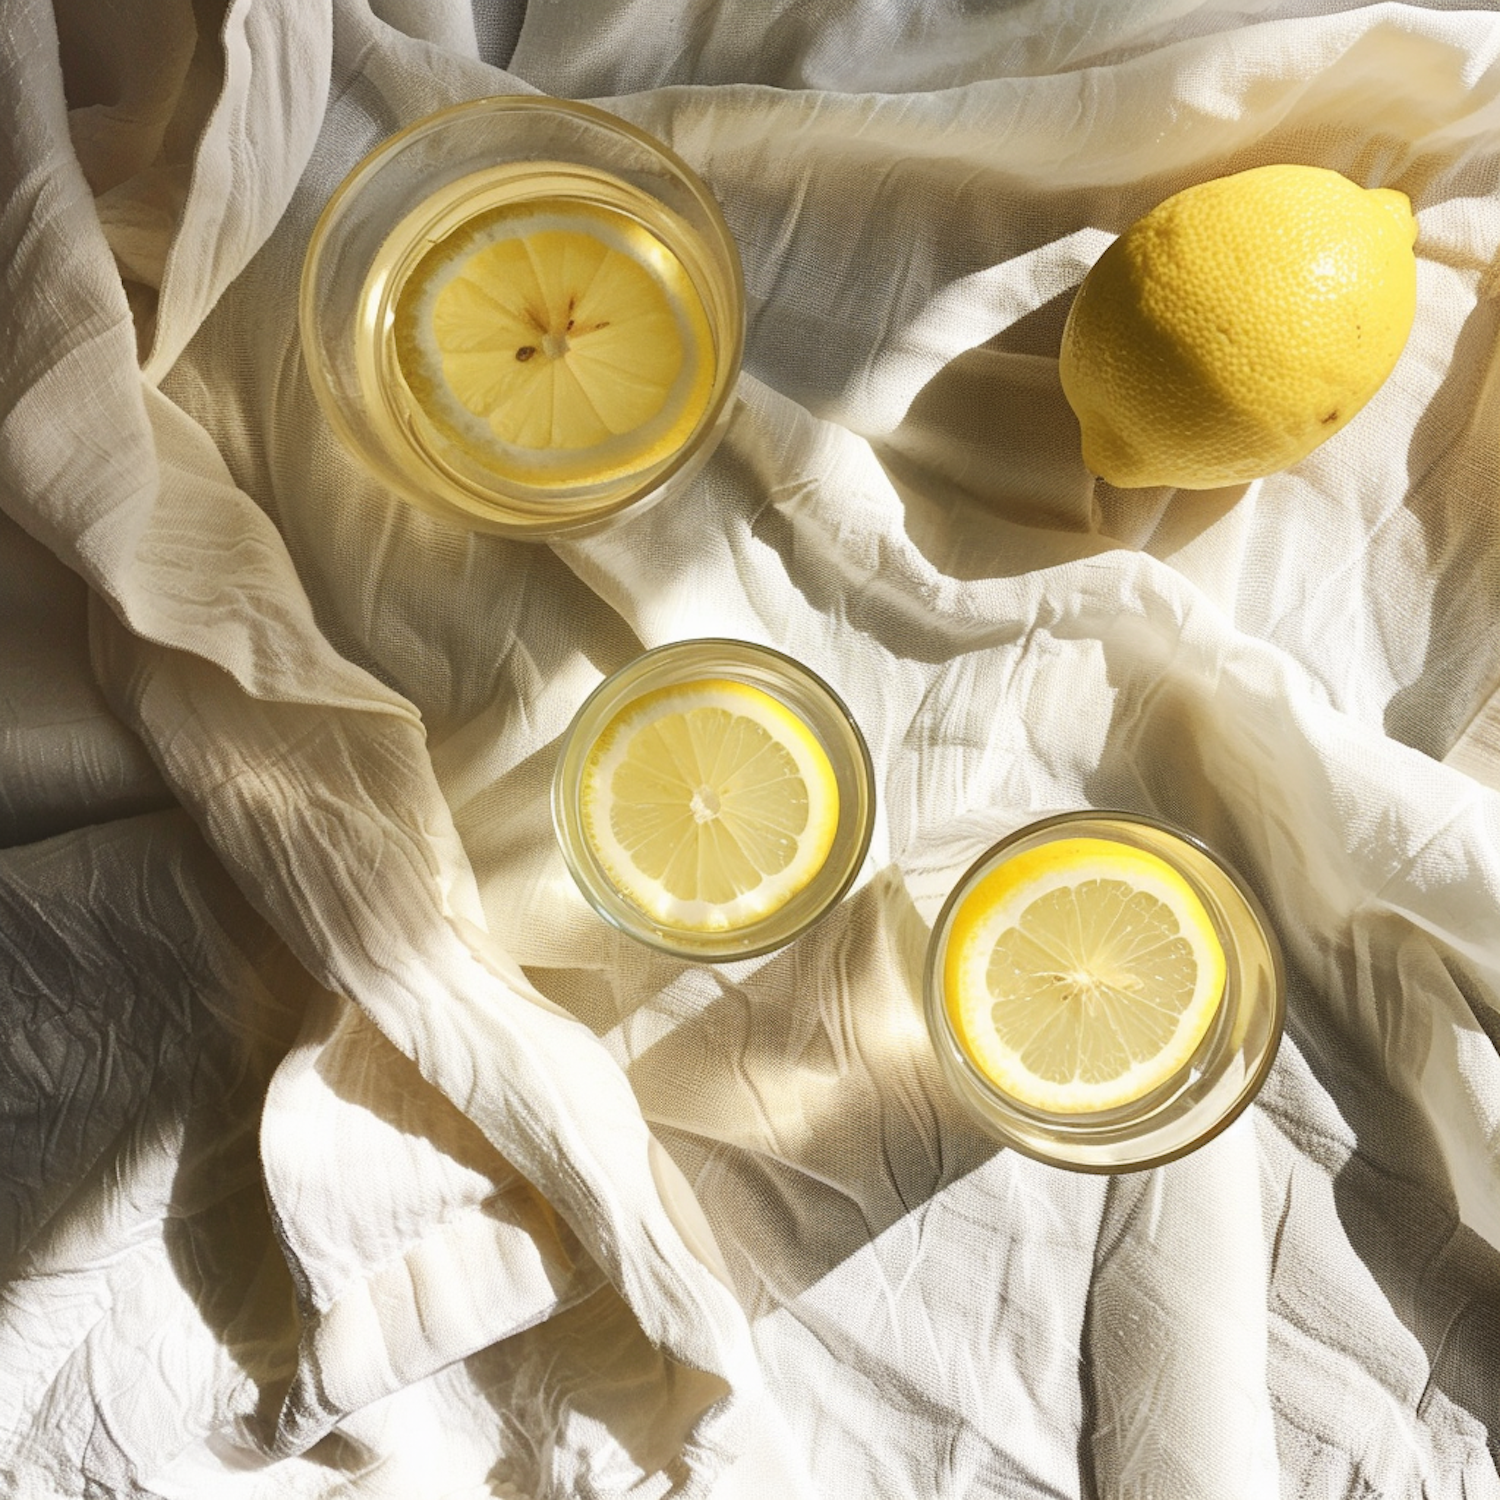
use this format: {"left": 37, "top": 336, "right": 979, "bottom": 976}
{"left": 553, "top": 639, "right": 876, "bottom": 961}
{"left": 924, "top": 810, "right": 1285, "bottom": 1172}
{"left": 300, "top": 96, "right": 744, "bottom": 538}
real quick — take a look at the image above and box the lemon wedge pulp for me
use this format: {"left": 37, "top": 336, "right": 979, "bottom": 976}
{"left": 579, "top": 679, "right": 840, "bottom": 932}
{"left": 945, "top": 837, "right": 1226, "bottom": 1114}
{"left": 394, "top": 198, "right": 716, "bottom": 489}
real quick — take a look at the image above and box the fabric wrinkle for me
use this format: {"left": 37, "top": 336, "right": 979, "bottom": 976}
{"left": 4, "top": 1, "right": 1500, "bottom": 1497}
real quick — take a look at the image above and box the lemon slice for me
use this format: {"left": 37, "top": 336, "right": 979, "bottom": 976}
{"left": 945, "top": 837, "right": 1226, "bottom": 1114}
{"left": 580, "top": 679, "right": 840, "bottom": 931}
{"left": 394, "top": 199, "right": 715, "bottom": 489}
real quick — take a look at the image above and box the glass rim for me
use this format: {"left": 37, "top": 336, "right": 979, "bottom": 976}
{"left": 552, "top": 638, "right": 876, "bottom": 962}
{"left": 298, "top": 93, "right": 747, "bottom": 539}
{"left": 923, "top": 807, "right": 1287, "bottom": 1173}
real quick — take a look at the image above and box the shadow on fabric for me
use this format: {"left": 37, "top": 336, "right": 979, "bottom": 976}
{"left": 613, "top": 871, "right": 1002, "bottom": 1311}
{"left": 1080, "top": 636, "right": 1500, "bottom": 1470}
{"left": 1382, "top": 290, "right": 1500, "bottom": 760}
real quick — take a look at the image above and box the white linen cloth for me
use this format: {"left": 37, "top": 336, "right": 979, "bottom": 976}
{"left": 2, "top": 0, "right": 1499, "bottom": 1495}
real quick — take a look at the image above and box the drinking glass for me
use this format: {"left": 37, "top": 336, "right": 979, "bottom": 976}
{"left": 553, "top": 639, "right": 875, "bottom": 961}
{"left": 924, "top": 810, "right": 1285, "bottom": 1172}
{"left": 300, "top": 96, "right": 744, "bottom": 538}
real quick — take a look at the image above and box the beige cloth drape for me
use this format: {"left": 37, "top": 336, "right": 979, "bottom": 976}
{"left": 2, "top": 2, "right": 1499, "bottom": 1496}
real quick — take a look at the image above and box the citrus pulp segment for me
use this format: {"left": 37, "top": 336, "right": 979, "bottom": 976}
{"left": 393, "top": 198, "right": 716, "bottom": 489}
{"left": 579, "top": 678, "right": 840, "bottom": 931}
{"left": 944, "top": 837, "right": 1226, "bottom": 1113}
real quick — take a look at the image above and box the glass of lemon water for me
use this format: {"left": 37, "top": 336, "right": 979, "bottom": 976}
{"left": 553, "top": 640, "right": 876, "bottom": 960}
{"left": 925, "top": 811, "right": 1284, "bottom": 1172}
{"left": 301, "top": 96, "right": 744, "bottom": 538}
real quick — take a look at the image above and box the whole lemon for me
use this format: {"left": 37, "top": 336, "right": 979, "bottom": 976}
{"left": 1058, "top": 164, "right": 1418, "bottom": 490}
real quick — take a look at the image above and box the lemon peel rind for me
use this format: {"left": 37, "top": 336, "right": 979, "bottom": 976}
{"left": 1059, "top": 164, "right": 1418, "bottom": 491}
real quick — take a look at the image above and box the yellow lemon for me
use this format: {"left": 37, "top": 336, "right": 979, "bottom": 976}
{"left": 580, "top": 678, "right": 840, "bottom": 931}
{"left": 1059, "top": 164, "right": 1418, "bottom": 489}
{"left": 394, "top": 200, "right": 715, "bottom": 488}
{"left": 945, "top": 838, "right": 1226, "bottom": 1113}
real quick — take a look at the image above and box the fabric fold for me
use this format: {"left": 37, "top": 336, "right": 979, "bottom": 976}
{"left": 5, "top": 0, "right": 1500, "bottom": 1495}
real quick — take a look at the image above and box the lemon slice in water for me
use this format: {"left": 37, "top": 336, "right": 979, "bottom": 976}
{"left": 945, "top": 837, "right": 1226, "bottom": 1114}
{"left": 580, "top": 679, "right": 840, "bottom": 931}
{"left": 394, "top": 199, "right": 715, "bottom": 489}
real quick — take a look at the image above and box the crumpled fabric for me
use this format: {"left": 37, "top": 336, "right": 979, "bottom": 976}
{"left": 2, "top": 1, "right": 1499, "bottom": 1496}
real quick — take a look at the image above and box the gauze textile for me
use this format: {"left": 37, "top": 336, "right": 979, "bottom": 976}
{"left": 2, "top": 2, "right": 1499, "bottom": 1497}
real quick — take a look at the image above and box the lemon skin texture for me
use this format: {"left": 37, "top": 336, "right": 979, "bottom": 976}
{"left": 1058, "top": 164, "right": 1418, "bottom": 490}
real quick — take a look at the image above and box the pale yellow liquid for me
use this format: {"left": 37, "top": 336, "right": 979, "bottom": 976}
{"left": 355, "top": 162, "right": 733, "bottom": 528}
